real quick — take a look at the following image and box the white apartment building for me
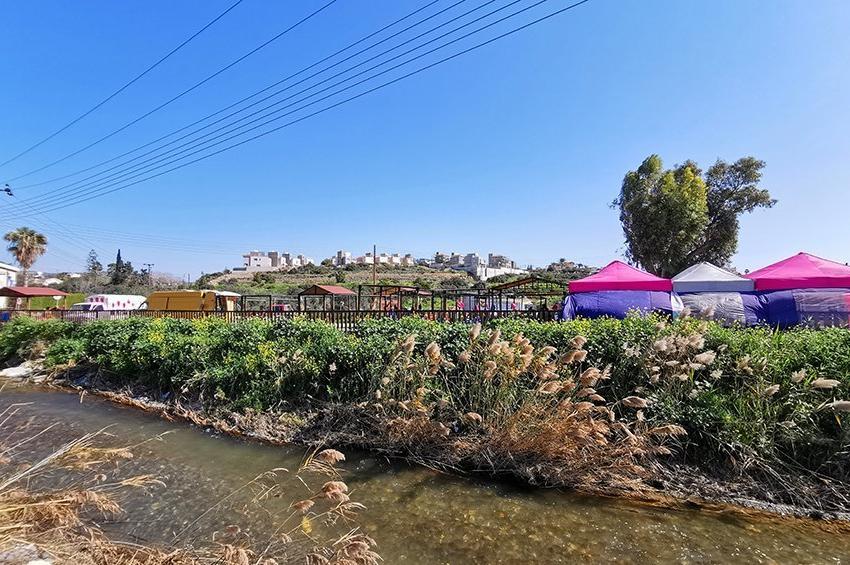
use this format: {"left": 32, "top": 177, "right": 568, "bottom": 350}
{"left": 353, "top": 252, "right": 415, "bottom": 267}
{"left": 331, "top": 250, "right": 353, "bottom": 267}
{"left": 430, "top": 251, "right": 526, "bottom": 281}
{"left": 238, "top": 251, "right": 314, "bottom": 272}
{"left": 0, "top": 262, "right": 20, "bottom": 308}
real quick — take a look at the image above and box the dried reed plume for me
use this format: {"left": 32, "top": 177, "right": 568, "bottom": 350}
{"left": 0, "top": 410, "right": 379, "bottom": 565}
{"left": 364, "top": 328, "right": 684, "bottom": 493}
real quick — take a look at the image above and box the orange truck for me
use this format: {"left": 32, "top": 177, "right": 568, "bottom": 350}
{"left": 144, "top": 290, "right": 239, "bottom": 311}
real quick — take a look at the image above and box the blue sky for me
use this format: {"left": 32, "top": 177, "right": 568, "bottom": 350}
{"left": 1, "top": 0, "right": 848, "bottom": 277}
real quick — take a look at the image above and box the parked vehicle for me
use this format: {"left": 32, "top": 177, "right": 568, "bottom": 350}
{"left": 70, "top": 294, "right": 147, "bottom": 311}
{"left": 144, "top": 290, "right": 239, "bottom": 311}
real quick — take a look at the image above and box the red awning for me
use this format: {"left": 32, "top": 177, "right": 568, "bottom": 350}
{"left": 746, "top": 252, "right": 850, "bottom": 291}
{"left": 568, "top": 261, "right": 672, "bottom": 293}
{"left": 298, "top": 285, "right": 356, "bottom": 296}
{"left": 0, "top": 286, "right": 69, "bottom": 298}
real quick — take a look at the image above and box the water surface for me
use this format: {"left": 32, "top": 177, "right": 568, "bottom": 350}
{"left": 1, "top": 384, "right": 847, "bottom": 564}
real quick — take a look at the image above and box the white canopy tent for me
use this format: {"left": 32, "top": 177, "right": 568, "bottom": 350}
{"left": 673, "top": 262, "right": 754, "bottom": 293}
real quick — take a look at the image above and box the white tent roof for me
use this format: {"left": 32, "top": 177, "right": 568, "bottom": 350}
{"left": 673, "top": 262, "right": 754, "bottom": 293}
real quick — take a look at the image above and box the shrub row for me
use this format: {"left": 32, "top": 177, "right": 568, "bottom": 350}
{"left": 1, "top": 315, "right": 848, "bottom": 477}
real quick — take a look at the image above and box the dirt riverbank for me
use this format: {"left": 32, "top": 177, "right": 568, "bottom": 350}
{"left": 5, "top": 360, "right": 850, "bottom": 533}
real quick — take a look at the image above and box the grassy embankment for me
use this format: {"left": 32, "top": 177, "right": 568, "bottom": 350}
{"left": 2, "top": 315, "right": 849, "bottom": 512}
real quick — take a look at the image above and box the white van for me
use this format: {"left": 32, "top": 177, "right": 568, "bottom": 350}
{"left": 70, "top": 294, "right": 147, "bottom": 311}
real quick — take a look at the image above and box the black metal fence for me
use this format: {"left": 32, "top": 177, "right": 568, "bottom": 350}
{"left": 0, "top": 308, "right": 559, "bottom": 333}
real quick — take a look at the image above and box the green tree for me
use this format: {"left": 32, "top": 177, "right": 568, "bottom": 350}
{"left": 688, "top": 157, "right": 775, "bottom": 265}
{"left": 3, "top": 227, "right": 48, "bottom": 285}
{"left": 614, "top": 155, "right": 774, "bottom": 277}
{"left": 107, "top": 249, "right": 137, "bottom": 286}
{"left": 86, "top": 249, "right": 103, "bottom": 278}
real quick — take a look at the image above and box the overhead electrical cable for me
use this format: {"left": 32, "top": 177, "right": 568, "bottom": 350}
{"left": 7, "top": 0, "right": 505, "bottom": 207}
{"left": 0, "top": 196, "right": 108, "bottom": 257}
{"left": 2, "top": 0, "right": 340, "bottom": 183}
{"left": 11, "top": 0, "right": 446, "bottom": 191}
{"left": 8, "top": 0, "right": 592, "bottom": 216}
{"left": 47, "top": 224, "right": 259, "bottom": 256}
{"left": 0, "top": 0, "right": 245, "bottom": 170}
{"left": 5, "top": 0, "right": 541, "bottom": 215}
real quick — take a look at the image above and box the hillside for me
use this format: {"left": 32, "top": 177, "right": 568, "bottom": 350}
{"left": 203, "top": 265, "right": 476, "bottom": 295}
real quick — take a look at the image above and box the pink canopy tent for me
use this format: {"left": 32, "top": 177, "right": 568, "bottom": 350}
{"left": 746, "top": 252, "right": 850, "bottom": 291}
{"left": 568, "top": 261, "right": 672, "bottom": 293}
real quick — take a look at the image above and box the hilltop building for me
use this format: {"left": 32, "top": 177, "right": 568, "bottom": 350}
{"left": 431, "top": 251, "right": 527, "bottom": 281}
{"left": 236, "top": 250, "right": 314, "bottom": 272}
{"left": 352, "top": 252, "right": 415, "bottom": 267}
{"left": 331, "top": 250, "right": 353, "bottom": 267}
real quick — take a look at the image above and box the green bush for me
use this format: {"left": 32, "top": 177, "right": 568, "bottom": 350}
{"left": 2, "top": 315, "right": 848, "bottom": 478}
{"left": 0, "top": 317, "right": 75, "bottom": 360}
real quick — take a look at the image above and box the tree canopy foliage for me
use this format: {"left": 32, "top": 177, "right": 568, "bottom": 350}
{"left": 614, "top": 155, "right": 775, "bottom": 277}
{"left": 3, "top": 227, "right": 48, "bottom": 285}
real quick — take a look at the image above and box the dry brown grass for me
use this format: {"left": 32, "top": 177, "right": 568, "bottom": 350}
{"left": 0, "top": 409, "right": 380, "bottom": 565}
{"left": 352, "top": 327, "right": 687, "bottom": 493}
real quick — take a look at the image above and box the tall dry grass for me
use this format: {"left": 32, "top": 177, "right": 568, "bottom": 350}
{"left": 365, "top": 325, "right": 686, "bottom": 490}
{"left": 0, "top": 403, "right": 380, "bottom": 565}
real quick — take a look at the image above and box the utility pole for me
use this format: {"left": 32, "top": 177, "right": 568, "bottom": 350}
{"left": 142, "top": 263, "right": 154, "bottom": 286}
{"left": 372, "top": 243, "right": 377, "bottom": 284}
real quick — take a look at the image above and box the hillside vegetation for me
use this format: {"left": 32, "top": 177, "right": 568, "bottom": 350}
{"left": 204, "top": 265, "right": 477, "bottom": 295}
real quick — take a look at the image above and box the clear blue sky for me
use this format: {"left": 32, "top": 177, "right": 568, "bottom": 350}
{"left": 1, "top": 0, "right": 848, "bottom": 278}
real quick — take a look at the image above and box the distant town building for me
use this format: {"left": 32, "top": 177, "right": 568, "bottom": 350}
{"left": 243, "top": 251, "right": 273, "bottom": 270}
{"left": 236, "top": 250, "right": 314, "bottom": 272}
{"left": 429, "top": 251, "right": 526, "bottom": 281}
{"left": 352, "top": 251, "right": 415, "bottom": 267}
{"left": 331, "top": 250, "right": 353, "bottom": 267}
{"left": 446, "top": 253, "right": 463, "bottom": 267}
{"left": 488, "top": 253, "right": 516, "bottom": 269}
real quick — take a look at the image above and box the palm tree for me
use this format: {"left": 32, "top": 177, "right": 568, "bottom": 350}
{"left": 4, "top": 227, "right": 47, "bottom": 286}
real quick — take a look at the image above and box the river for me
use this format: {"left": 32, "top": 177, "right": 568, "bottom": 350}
{"left": 1, "top": 383, "right": 847, "bottom": 564}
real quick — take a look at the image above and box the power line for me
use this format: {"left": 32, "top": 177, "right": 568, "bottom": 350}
{"left": 0, "top": 0, "right": 245, "bottom": 169}
{"left": 0, "top": 218, "right": 89, "bottom": 269}
{"left": 6, "top": 0, "right": 551, "bottom": 216}
{"left": 8, "top": 0, "right": 500, "bottom": 207}
{"left": 0, "top": 198, "right": 109, "bottom": 274}
{"left": 8, "top": 0, "right": 592, "bottom": 216}
{"left": 2, "top": 0, "right": 340, "bottom": 183}
{"left": 11, "top": 0, "right": 591, "bottom": 216}
{"left": 18, "top": 220, "right": 265, "bottom": 257}
{"left": 10, "top": 0, "right": 453, "bottom": 192}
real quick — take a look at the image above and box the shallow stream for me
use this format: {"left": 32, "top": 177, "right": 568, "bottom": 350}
{"left": 1, "top": 384, "right": 847, "bottom": 564}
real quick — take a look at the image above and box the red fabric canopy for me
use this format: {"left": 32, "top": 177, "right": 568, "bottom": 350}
{"left": 746, "top": 252, "right": 850, "bottom": 290}
{"left": 0, "top": 286, "right": 69, "bottom": 298}
{"left": 298, "top": 284, "right": 355, "bottom": 296}
{"left": 568, "top": 261, "right": 672, "bottom": 293}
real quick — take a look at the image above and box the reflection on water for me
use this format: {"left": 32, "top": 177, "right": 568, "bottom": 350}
{"left": 1, "top": 384, "right": 847, "bottom": 564}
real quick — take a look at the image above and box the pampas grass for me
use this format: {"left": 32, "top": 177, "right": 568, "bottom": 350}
{"left": 363, "top": 329, "right": 684, "bottom": 491}
{"left": 0, "top": 412, "right": 379, "bottom": 565}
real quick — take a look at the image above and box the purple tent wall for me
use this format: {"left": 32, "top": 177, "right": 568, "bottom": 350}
{"left": 759, "top": 289, "right": 850, "bottom": 328}
{"left": 741, "top": 293, "right": 766, "bottom": 325}
{"left": 562, "top": 290, "right": 676, "bottom": 320}
{"left": 561, "top": 288, "right": 850, "bottom": 327}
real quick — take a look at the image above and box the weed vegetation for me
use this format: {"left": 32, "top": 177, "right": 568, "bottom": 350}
{"left": 2, "top": 315, "right": 849, "bottom": 511}
{"left": 0, "top": 399, "right": 378, "bottom": 564}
